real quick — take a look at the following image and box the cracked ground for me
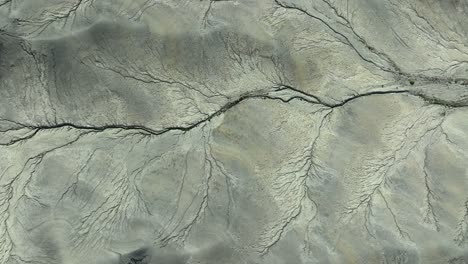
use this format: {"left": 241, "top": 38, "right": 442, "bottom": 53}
{"left": 0, "top": 0, "right": 468, "bottom": 263}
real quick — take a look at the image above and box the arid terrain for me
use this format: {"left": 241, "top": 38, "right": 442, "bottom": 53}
{"left": 0, "top": 0, "right": 468, "bottom": 263}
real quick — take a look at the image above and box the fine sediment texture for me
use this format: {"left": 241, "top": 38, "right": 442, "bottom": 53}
{"left": 0, "top": 0, "right": 468, "bottom": 263}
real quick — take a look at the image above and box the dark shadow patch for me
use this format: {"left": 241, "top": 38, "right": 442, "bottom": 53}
{"left": 121, "top": 247, "right": 151, "bottom": 264}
